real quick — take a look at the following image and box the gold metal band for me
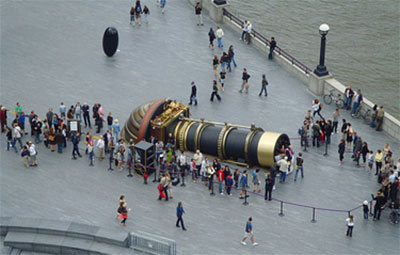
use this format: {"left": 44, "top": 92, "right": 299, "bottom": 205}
{"left": 183, "top": 121, "right": 196, "bottom": 151}
{"left": 257, "top": 132, "right": 281, "bottom": 167}
{"left": 221, "top": 126, "right": 236, "bottom": 159}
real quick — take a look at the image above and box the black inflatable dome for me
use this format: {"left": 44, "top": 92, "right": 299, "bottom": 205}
{"left": 102, "top": 27, "right": 119, "bottom": 57}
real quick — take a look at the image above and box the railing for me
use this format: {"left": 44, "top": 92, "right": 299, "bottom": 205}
{"left": 222, "top": 8, "right": 313, "bottom": 74}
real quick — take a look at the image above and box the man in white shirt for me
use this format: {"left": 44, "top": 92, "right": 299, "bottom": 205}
{"left": 28, "top": 141, "right": 38, "bottom": 166}
{"left": 13, "top": 123, "right": 23, "bottom": 149}
{"left": 193, "top": 150, "right": 203, "bottom": 178}
{"left": 96, "top": 137, "right": 105, "bottom": 160}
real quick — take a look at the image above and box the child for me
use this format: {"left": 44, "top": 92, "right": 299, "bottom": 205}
{"left": 367, "top": 151, "right": 374, "bottom": 172}
{"left": 363, "top": 200, "right": 369, "bottom": 219}
{"left": 143, "top": 5, "right": 150, "bottom": 24}
{"left": 219, "top": 69, "right": 226, "bottom": 91}
{"left": 190, "top": 159, "right": 197, "bottom": 182}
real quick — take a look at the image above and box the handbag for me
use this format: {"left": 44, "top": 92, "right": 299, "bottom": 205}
{"left": 245, "top": 82, "right": 250, "bottom": 88}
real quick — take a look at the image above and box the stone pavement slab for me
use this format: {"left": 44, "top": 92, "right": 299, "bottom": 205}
{"left": 1, "top": 0, "right": 399, "bottom": 254}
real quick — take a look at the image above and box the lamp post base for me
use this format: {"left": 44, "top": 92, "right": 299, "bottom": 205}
{"left": 314, "top": 65, "right": 329, "bottom": 77}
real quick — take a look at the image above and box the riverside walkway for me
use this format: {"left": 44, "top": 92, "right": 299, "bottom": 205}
{"left": 1, "top": 0, "right": 399, "bottom": 254}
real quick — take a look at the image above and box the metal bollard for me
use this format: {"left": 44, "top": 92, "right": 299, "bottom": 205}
{"left": 210, "top": 179, "right": 215, "bottom": 196}
{"left": 243, "top": 189, "right": 249, "bottom": 205}
{"left": 311, "top": 208, "right": 317, "bottom": 223}
{"left": 153, "top": 167, "right": 157, "bottom": 182}
{"left": 369, "top": 200, "right": 373, "bottom": 216}
{"left": 279, "top": 201, "right": 284, "bottom": 216}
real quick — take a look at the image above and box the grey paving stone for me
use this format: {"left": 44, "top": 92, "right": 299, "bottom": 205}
{"left": 94, "top": 228, "right": 128, "bottom": 247}
{"left": 37, "top": 219, "right": 71, "bottom": 236}
{"left": 4, "top": 231, "right": 35, "bottom": 251}
{"left": 32, "top": 233, "right": 63, "bottom": 254}
{"left": 66, "top": 223, "right": 99, "bottom": 240}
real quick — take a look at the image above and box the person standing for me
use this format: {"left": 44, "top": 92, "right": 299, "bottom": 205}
{"left": 363, "top": 200, "right": 369, "bottom": 220}
{"left": 219, "top": 69, "right": 226, "bottom": 91}
{"left": 344, "top": 85, "right": 354, "bottom": 111}
{"left": 212, "top": 55, "right": 219, "bottom": 78}
{"left": 55, "top": 130, "right": 64, "bottom": 153}
{"left": 332, "top": 109, "right": 340, "bottom": 133}
{"left": 325, "top": 120, "right": 333, "bottom": 144}
{"left": 277, "top": 157, "right": 288, "bottom": 183}
{"left": 130, "top": 6, "right": 135, "bottom": 24}
{"left": 176, "top": 202, "right": 186, "bottom": 231}
{"left": 75, "top": 102, "right": 82, "bottom": 122}
{"left": 88, "top": 140, "right": 94, "bottom": 166}
{"left": 107, "top": 112, "right": 113, "bottom": 131}
{"left": 208, "top": 28, "right": 216, "bottom": 49}
{"left": 21, "top": 145, "right": 30, "bottom": 168}
{"left": 210, "top": 80, "right": 221, "bottom": 102}
{"left": 226, "top": 174, "right": 233, "bottom": 195}
{"left": 351, "top": 89, "right": 363, "bottom": 116}
{"left": 0, "top": 106, "right": 7, "bottom": 133}
{"left": 112, "top": 119, "right": 120, "bottom": 142}
{"left": 15, "top": 102, "right": 22, "bottom": 115}
{"left": 217, "top": 167, "right": 224, "bottom": 195}
{"left": 195, "top": 2, "right": 203, "bottom": 26}
{"left": 239, "top": 68, "right": 250, "bottom": 93}
{"left": 251, "top": 169, "right": 261, "bottom": 192}
{"left": 374, "top": 149, "right": 383, "bottom": 175}
{"left": 240, "top": 20, "right": 249, "bottom": 41}
{"left": 346, "top": 215, "right": 354, "bottom": 237}
{"left": 71, "top": 132, "right": 82, "bottom": 159}
{"left": 264, "top": 174, "right": 273, "bottom": 201}
{"left": 372, "top": 191, "right": 385, "bottom": 221}
{"left": 239, "top": 170, "right": 248, "bottom": 199}
{"left": 259, "top": 74, "right": 268, "bottom": 96}
{"left": 189, "top": 82, "right": 198, "bottom": 106}
{"left": 96, "top": 137, "right": 105, "bottom": 160}
{"left": 6, "top": 126, "right": 18, "bottom": 152}
{"left": 233, "top": 168, "right": 240, "bottom": 188}
{"left": 294, "top": 153, "right": 304, "bottom": 181}
{"left": 338, "top": 139, "right": 346, "bottom": 165}
{"left": 268, "top": 37, "right": 276, "bottom": 59}
{"left": 216, "top": 26, "right": 224, "bottom": 48}
{"left": 13, "top": 123, "right": 23, "bottom": 149}
{"left": 193, "top": 150, "right": 203, "bottom": 178}
{"left": 82, "top": 103, "right": 91, "bottom": 128}
{"left": 312, "top": 121, "right": 321, "bottom": 147}
{"left": 27, "top": 141, "right": 38, "bottom": 166}
{"left": 375, "top": 105, "right": 384, "bottom": 131}
{"left": 241, "top": 217, "right": 258, "bottom": 246}
{"left": 369, "top": 104, "right": 378, "bottom": 128}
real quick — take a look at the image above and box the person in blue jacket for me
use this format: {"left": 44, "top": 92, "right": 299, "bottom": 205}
{"left": 176, "top": 202, "right": 186, "bottom": 231}
{"left": 239, "top": 170, "right": 248, "bottom": 199}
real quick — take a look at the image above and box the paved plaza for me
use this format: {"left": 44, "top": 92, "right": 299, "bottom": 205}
{"left": 1, "top": 0, "right": 399, "bottom": 254}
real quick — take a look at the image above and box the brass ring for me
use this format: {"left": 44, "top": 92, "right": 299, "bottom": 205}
{"left": 182, "top": 121, "right": 196, "bottom": 151}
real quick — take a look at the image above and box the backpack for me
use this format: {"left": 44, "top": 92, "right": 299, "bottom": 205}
{"left": 298, "top": 128, "right": 302, "bottom": 136}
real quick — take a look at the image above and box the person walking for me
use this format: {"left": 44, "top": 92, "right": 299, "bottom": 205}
{"left": 176, "top": 201, "right": 186, "bottom": 230}
{"left": 241, "top": 217, "right": 258, "bottom": 246}
{"left": 268, "top": 37, "right": 276, "bottom": 59}
{"left": 13, "top": 123, "right": 23, "bottom": 149}
{"left": 130, "top": 6, "right": 135, "bottom": 24}
{"left": 134, "top": 0, "right": 142, "bottom": 25}
{"left": 216, "top": 26, "right": 224, "bottom": 48}
{"left": 160, "top": 0, "right": 166, "bottom": 14}
{"left": 210, "top": 80, "right": 221, "bottom": 102}
{"left": 294, "top": 153, "right": 304, "bottom": 181}
{"left": 71, "top": 132, "right": 82, "bottom": 159}
{"left": 189, "top": 82, "right": 198, "bottom": 106}
{"left": 228, "top": 45, "right": 237, "bottom": 69}
{"left": 195, "top": 2, "right": 203, "bottom": 26}
{"left": 239, "top": 68, "right": 250, "bottom": 93}
{"left": 338, "top": 139, "right": 346, "bottom": 165}
{"left": 88, "top": 140, "right": 94, "bottom": 166}
{"left": 346, "top": 215, "right": 354, "bottom": 237}
{"left": 208, "top": 28, "right": 216, "bottom": 49}
{"left": 143, "top": 5, "right": 150, "bottom": 24}
{"left": 6, "top": 126, "right": 18, "bottom": 152}
{"left": 264, "top": 174, "right": 273, "bottom": 201}
{"left": 259, "top": 74, "right": 268, "bottom": 96}
{"left": 312, "top": 99, "right": 323, "bottom": 119}
{"left": 119, "top": 202, "right": 129, "bottom": 226}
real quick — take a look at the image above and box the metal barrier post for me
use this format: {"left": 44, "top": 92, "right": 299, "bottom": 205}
{"left": 153, "top": 167, "right": 157, "bottom": 182}
{"left": 279, "top": 201, "right": 284, "bottom": 216}
{"left": 348, "top": 211, "right": 351, "bottom": 217}
{"left": 369, "top": 200, "right": 373, "bottom": 216}
{"left": 210, "top": 178, "right": 215, "bottom": 196}
{"left": 180, "top": 167, "right": 186, "bottom": 187}
{"left": 311, "top": 208, "right": 317, "bottom": 223}
{"left": 243, "top": 189, "right": 249, "bottom": 205}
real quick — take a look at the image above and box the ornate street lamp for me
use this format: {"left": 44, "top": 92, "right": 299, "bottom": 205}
{"left": 314, "top": 24, "right": 330, "bottom": 77}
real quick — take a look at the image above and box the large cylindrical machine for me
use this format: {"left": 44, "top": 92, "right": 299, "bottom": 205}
{"left": 121, "top": 99, "right": 290, "bottom": 168}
